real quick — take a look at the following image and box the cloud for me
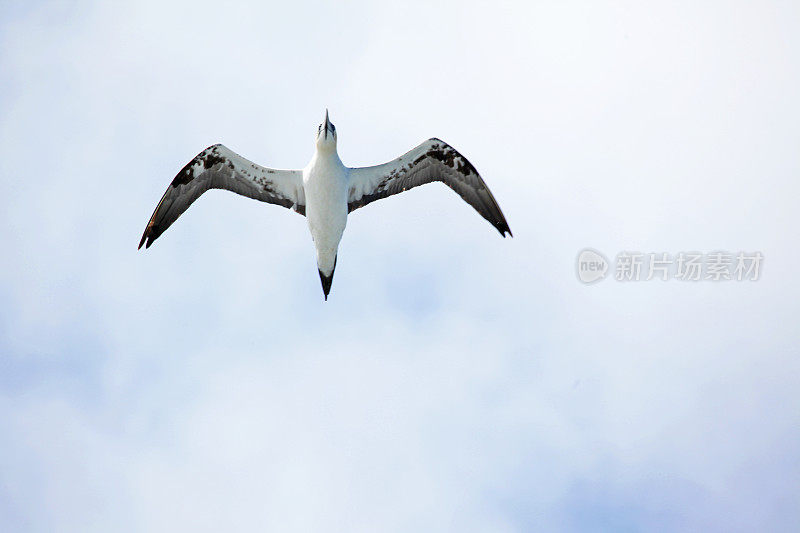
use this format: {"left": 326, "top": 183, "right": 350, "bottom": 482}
{"left": 1, "top": 0, "right": 799, "bottom": 531}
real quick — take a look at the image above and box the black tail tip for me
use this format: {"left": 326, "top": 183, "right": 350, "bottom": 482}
{"left": 319, "top": 268, "right": 333, "bottom": 301}
{"left": 318, "top": 255, "right": 337, "bottom": 301}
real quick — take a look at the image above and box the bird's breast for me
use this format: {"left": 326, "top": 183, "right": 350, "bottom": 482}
{"left": 303, "top": 163, "right": 348, "bottom": 247}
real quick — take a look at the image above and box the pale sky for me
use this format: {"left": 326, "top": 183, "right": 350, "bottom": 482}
{"left": 1, "top": 1, "right": 799, "bottom": 531}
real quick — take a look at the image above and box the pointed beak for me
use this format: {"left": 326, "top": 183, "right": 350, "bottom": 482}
{"left": 324, "top": 109, "right": 331, "bottom": 139}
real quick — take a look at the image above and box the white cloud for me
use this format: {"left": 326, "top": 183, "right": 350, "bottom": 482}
{"left": 1, "top": 0, "right": 799, "bottom": 531}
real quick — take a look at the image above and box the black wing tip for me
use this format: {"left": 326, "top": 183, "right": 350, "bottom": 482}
{"left": 425, "top": 137, "right": 511, "bottom": 239}
{"left": 491, "top": 218, "right": 512, "bottom": 238}
{"left": 138, "top": 226, "right": 158, "bottom": 249}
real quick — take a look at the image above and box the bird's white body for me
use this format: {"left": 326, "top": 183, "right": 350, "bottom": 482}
{"left": 303, "top": 148, "right": 348, "bottom": 276}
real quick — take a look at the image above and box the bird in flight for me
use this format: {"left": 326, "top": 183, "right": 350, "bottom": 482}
{"left": 139, "top": 110, "right": 512, "bottom": 300}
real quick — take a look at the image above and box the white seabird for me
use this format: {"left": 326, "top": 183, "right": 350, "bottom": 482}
{"left": 139, "top": 111, "right": 512, "bottom": 300}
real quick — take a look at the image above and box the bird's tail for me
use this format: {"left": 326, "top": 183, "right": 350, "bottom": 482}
{"left": 318, "top": 255, "right": 337, "bottom": 301}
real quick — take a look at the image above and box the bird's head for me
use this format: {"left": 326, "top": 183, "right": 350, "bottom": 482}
{"left": 315, "top": 109, "right": 337, "bottom": 152}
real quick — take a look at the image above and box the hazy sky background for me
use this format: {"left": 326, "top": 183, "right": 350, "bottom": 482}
{"left": 1, "top": 1, "right": 799, "bottom": 531}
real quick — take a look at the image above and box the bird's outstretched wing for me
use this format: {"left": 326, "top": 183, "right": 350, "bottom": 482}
{"left": 139, "top": 144, "right": 305, "bottom": 249}
{"left": 347, "top": 138, "right": 511, "bottom": 237}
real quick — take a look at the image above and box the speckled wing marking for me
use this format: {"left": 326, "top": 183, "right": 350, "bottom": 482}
{"left": 347, "top": 138, "right": 511, "bottom": 237}
{"left": 139, "top": 144, "right": 305, "bottom": 249}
